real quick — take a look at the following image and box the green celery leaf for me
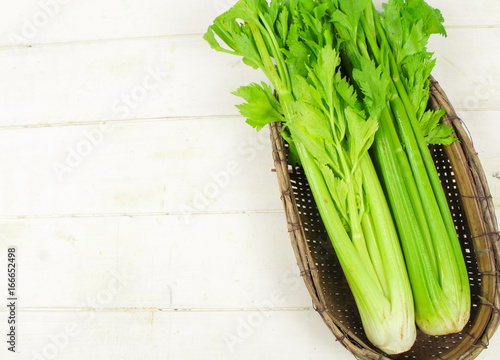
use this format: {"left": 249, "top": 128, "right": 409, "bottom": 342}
{"left": 287, "top": 102, "right": 341, "bottom": 174}
{"left": 352, "top": 58, "right": 390, "bottom": 119}
{"left": 346, "top": 110, "right": 379, "bottom": 169}
{"left": 313, "top": 45, "right": 341, "bottom": 104}
{"left": 406, "top": 0, "right": 447, "bottom": 37}
{"left": 419, "top": 107, "right": 457, "bottom": 145}
{"left": 330, "top": 10, "right": 353, "bottom": 34}
{"left": 418, "top": 108, "right": 441, "bottom": 137}
{"left": 204, "top": 17, "right": 263, "bottom": 70}
{"left": 288, "top": 121, "right": 337, "bottom": 172}
{"left": 232, "top": 82, "right": 284, "bottom": 130}
{"left": 338, "top": 0, "right": 371, "bottom": 33}
{"left": 333, "top": 71, "right": 365, "bottom": 117}
{"left": 398, "top": 21, "right": 427, "bottom": 63}
{"left": 381, "top": 0, "right": 404, "bottom": 52}
{"left": 283, "top": 24, "right": 310, "bottom": 77}
{"left": 425, "top": 123, "right": 457, "bottom": 145}
{"left": 203, "top": 26, "right": 237, "bottom": 56}
{"left": 290, "top": 75, "right": 324, "bottom": 110}
{"left": 224, "top": 0, "right": 267, "bottom": 26}
{"left": 292, "top": 101, "right": 332, "bottom": 139}
{"left": 276, "top": 6, "right": 290, "bottom": 47}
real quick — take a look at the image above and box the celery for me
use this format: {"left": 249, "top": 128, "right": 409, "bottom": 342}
{"left": 205, "top": 0, "right": 416, "bottom": 353}
{"left": 204, "top": 0, "right": 470, "bottom": 352}
{"left": 326, "top": 0, "right": 470, "bottom": 334}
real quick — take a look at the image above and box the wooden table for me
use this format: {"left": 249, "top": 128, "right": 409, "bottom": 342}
{"left": 1, "top": 1, "right": 499, "bottom": 359}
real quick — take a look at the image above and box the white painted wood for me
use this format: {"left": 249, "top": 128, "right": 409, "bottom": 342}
{"left": 4, "top": 309, "right": 500, "bottom": 360}
{"left": 2, "top": 310, "right": 348, "bottom": 360}
{"left": 429, "top": 28, "right": 500, "bottom": 111}
{"left": 460, "top": 111, "right": 500, "bottom": 207}
{"left": 0, "top": 213, "right": 312, "bottom": 309}
{"left": 0, "top": 118, "right": 282, "bottom": 216}
{"left": 0, "top": 0, "right": 498, "bottom": 359}
{"left": 0, "top": 29, "right": 497, "bottom": 128}
{"left": 0, "top": 36, "right": 266, "bottom": 127}
{"left": 0, "top": 0, "right": 498, "bottom": 48}
{"left": 409, "top": 0, "right": 500, "bottom": 27}
{"left": 0, "top": 0, "right": 226, "bottom": 47}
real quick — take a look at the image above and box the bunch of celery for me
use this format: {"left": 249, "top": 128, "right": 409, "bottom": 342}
{"left": 204, "top": 0, "right": 470, "bottom": 354}
{"left": 325, "top": 0, "right": 470, "bottom": 336}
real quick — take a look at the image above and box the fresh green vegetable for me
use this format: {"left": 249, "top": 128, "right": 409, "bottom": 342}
{"left": 205, "top": 0, "right": 415, "bottom": 354}
{"left": 204, "top": 0, "right": 470, "bottom": 352}
{"left": 330, "top": 0, "right": 470, "bottom": 335}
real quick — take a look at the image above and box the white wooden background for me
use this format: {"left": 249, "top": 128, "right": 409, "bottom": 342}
{"left": 0, "top": 1, "right": 498, "bottom": 359}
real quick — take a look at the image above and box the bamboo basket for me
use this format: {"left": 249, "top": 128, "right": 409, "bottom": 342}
{"left": 270, "top": 76, "right": 500, "bottom": 360}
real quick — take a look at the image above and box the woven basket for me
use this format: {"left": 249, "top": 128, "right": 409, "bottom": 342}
{"left": 270, "top": 76, "right": 500, "bottom": 360}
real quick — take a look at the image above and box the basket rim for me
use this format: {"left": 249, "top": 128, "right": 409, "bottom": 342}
{"left": 269, "top": 75, "right": 500, "bottom": 360}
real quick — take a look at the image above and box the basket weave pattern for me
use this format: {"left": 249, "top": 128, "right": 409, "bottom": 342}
{"left": 270, "top": 77, "right": 500, "bottom": 359}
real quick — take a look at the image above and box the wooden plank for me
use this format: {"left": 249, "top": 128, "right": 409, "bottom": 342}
{"left": 429, "top": 28, "right": 500, "bottom": 111}
{"left": 0, "top": 36, "right": 266, "bottom": 127}
{"left": 1, "top": 310, "right": 346, "bottom": 360}
{"left": 0, "top": 213, "right": 313, "bottom": 309}
{"left": 0, "top": 0, "right": 223, "bottom": 46}
{"left": 0, "top": 118, "right": 282, "bottom": 216}
{"left": 0, "top": 30, "right": 497, "bottom": 127}
{"left": 434, "top": 0, "right": 500, "bottom": 27}
{"left": 459, "top": 111, "right": 500, "bottom": 207}
{"left": 0, "top": 2, "right": 498, "bottom": 359}
{"left": 0, "top": 0, "right": 498, "bottom": 47}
